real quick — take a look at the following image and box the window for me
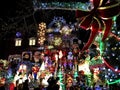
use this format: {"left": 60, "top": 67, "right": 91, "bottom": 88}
{"left": 29, "top": 37, "right": 36, "bottom": 46}
{"left": 15, "top": 38, "right": 22, "bottom": 46}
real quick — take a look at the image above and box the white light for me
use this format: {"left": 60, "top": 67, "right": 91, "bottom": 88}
{"left": 78, "top": 60, "right": 90, "bottom": 74}
{"left": 15, "top": 38, "right": 22, "bottom": 46}
{"left": 108, "top": 69, "right": 111, "bottom": 71}
{"left": 118, "top": 31, "right": 120, "bottom": 34}
{"left": 112, "top": 53, "right": 115, "bottom": 56}
{"left": 102, "top": 67, "right": 105, "bottom": 70}
{"left": 108, "top": 73, "right": 111, "bottom": 75}
{"left": 59, "top": 50, "right": 63, "bottom": 59}
{"left": 110, "top": 79, "right": 112, "bottom": 81}
{"left": 112, "top": 30, "right": 115, "bottom": 33}
{"left": 115, "top": 68, "right": 118, "bottom": 71}
{"left": 105, "top": 75, "right": 108, "bottom": 78}
{"left": 29, "top": 37, "right": 36, "bottom": 46}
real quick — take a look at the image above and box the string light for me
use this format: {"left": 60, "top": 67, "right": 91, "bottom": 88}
{"left": 103, "top": 58, "right": 120, "bottom": 73}
{"left": 107, "top": 79, "right": 120, "bottom": 85}
{"left": 38, "top": 22, "right": 46, "bottom": 45}
{"left": 33, "top": 1, "right": 90, "bottom": 11}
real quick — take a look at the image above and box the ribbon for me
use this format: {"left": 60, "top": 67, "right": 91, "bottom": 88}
{"left": 76, "top": 0, "right": 120, "bottom": 51}
{"left": 103, "top": 58, "right": 120, "bottom": 73}
{"left": 110, "top": 32, "right": 120, "bottom": 41}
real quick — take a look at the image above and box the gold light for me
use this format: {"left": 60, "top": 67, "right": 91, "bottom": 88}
{"left": 38, "top": 22, "right": 46, "bottom": 45}
{"left": 60, "top": 25, "right": 72, "bottom": 35}
{"left": 53, "top": 37, "right": 62, "bottom": 46}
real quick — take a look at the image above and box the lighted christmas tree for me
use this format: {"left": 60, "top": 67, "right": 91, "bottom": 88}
{"left": 103, "top": 16, "right": 120, "bottom": 85}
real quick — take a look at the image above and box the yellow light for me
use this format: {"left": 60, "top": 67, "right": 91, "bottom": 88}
{"left": 38, "top": 22, "right": 46, "bottom": 45}
{"left": 78, "top": 60, "right": 90, "bottom": 74}
{"left": 53, "top": 37, "right": 62, "bottom": 46}
{"left": 29, "top": 37, "right": 36, "bottom": 46}
{"left": 15, "top": 38, "right": 22, "bottom": 46}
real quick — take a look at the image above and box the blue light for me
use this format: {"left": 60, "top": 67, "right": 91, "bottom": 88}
{"left": 112, "top": 53, "right": 115, "bottom": 56}
{"left": 16, "top": 32, "right": 22, "bottom": 38}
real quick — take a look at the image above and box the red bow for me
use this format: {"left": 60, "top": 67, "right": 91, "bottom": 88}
{"left": 76, "top": 0, "right": 120, "bottom": 51}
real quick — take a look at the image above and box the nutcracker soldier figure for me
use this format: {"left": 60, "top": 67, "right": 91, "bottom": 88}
{"left": 32, "top": 64, "right": 39, "bottom": 80}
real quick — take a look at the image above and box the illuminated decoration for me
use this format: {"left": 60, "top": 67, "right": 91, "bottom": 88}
{"left": 93, "top": 71, "right": 102, "bottom": 84}
{"left": 0, "top": 59, "right": 9, "bottom": 70}
{"left": 76, "top": 0, "right": 120, "bottom": 51}
{"left": 95, "top": 33, "right": 104, "bottom": 55}
{"left": 32, "top": 64, "right": 39, "bottom": 80}
{"left": 46, "top": 28, "right": 53, "bottom": 33}
{"left": 73, "top": 71, "right": 78, "bottom": 79}
{"left": 107, "top": 79, "right": 120, "bottom": 85}
{"left": 29, "top": 37, "right": 36, "bottom": 46}
{"left": 93, "top": 68, "right": 100, "bottom": 74}
{"left": 53, "top": 37, "right": 62, "bottom": 46}
{"left": 103, "top": 59, "right": 120, "bottom": 73}
{"left": 89, "top": 56, "right": 104, "bottom": 69}
{"left": 57, "top": 69, "right": 65, "bottom": 90}
{"left": 60, "top": 25, "right": 72, "bottom": 35}
{"left": 33, "top": 1, "right": 89, "bottom": 11}
{"left": 38, "top": 22, "right": 46, "bottom": 45}
{"left": 94, "top": 18, "right": 120, "bottom": 85}
{"left": 59, "top": 50, "right": 63, "bottom": 59}
{"left": 102, "top": 16, "right": 120, "bottom": 73}
{"left": 47, "top": 34, "right": 54, "bottom": 45}
{"left": 0, "top": 78, "right": 6, "bottom": 86}
{"left": 109, "top": 16, "right": 120, "bottom": 41}
{"left": 18, "top": 64, "right": 27, "bottom": 73}
{"left": 67, "top": 51, "right": 73, "bottom": 60}
{"left": 48, "top": 16, "right": 66, "bottom": 29}
{"left": 102, "top": 66, "right": 120, "bottom": 85}
{"left": 66, "top": 76, "right": 73, "bottom": 87}
{"left": 47, "top": 45, "right": 54, "bottom": 49}
{"left": 8, "top": 54, "right": 21, "bottom": 62}
{"left": 78, "top": 60, "right": 90, "bottom": 75}
{"left": 16, "top": 32, "right": 22, "bottom": 38}
{"left": 15, "top": 38, "right": 22, "bottom": 46}
{"left": 39, "top": 61, "right": 45, "bottom": 71}
{"left": 22, "top": 51, "right": 32, "bottom": 61}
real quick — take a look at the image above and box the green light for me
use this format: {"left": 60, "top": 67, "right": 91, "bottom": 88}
{"left": 74, "top": 71, "right": 78, "bottom": 78}
{"left": 107, "top": 79, "right": 120, "bottom": 85}
{"left": 90, "top": 58, "right": 103, "bottom": 66}
{"left": 100, "top": 41, "right": 104, "bottom": 55}
{"left": 57, "top": 69, "right": 65, "bottom": 90}
{"left": 113, "top": 16, "right": 117, "bottom": 21}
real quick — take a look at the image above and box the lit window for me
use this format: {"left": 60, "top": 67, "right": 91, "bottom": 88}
{"left": 29, "top": 37, "right": 36, "bottom": 46}
{"left": 15, "top": 38, "right": 22, "bottom": 46}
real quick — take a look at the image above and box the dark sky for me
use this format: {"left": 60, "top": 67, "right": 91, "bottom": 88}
{"left": 0, "top": 0, "right": 15, "bottom": 17}
{"left": 0, "top": 0, "right": 89, "bottom": 18}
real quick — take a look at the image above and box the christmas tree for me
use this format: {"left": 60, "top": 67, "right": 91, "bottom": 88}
{"left": 103, "top": 16, "right": 120, "bottom": 85}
